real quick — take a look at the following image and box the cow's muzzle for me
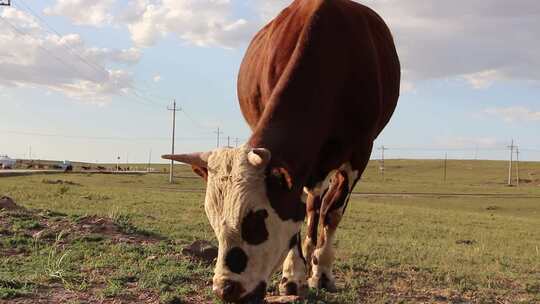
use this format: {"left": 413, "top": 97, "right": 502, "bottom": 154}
{"left": 213, "top": 279, "right": 266, "bottom": 303}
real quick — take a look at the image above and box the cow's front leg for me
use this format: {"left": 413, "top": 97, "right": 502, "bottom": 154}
{"left": 302, "top": 192, "right": 321, "bottom": 278}
{"left": 279, "top": 233, "right": 308, "bottom": 297}
{"left": 308, "top": 170, "right": 351, "bottom": 292}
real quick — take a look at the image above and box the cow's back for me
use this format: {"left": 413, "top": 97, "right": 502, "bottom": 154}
{"left": 238, "top": 0, "right": 400, "bottom": 137}
{"left": 238, "top": 0, "right": 400, "bottom": 155}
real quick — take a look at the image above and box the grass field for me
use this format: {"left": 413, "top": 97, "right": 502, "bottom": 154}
{"left": 1, "top": 159, "right": 539, "bottom": 303}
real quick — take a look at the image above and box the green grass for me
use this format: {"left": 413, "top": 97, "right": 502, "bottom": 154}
{"left": 0, "top": 159, "right": 539, "bottom": 303}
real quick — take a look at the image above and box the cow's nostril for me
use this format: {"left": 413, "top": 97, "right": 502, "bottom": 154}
{"left": 222, "top": 280, "right": 236, "bottom": 296}
{"left": 215, "top": 280, "right": 244, "bottom": 302}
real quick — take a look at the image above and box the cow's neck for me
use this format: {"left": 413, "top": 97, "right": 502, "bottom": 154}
{"left": 248, "top": 106, "right": 326, "bottom": 190}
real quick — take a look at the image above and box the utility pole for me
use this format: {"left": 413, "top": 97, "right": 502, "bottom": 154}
{"left": 235, "top": 137, "right": 239, "bottom": 148}
{"left": 167, "top": 100, "right": 181, "bottom": 184}
{"left": 516, "top": 146, "right": 520, "bottom": 186}
{"left": 147, "top": 149, "right": 152, "bottom": 172}
{"left": 378, "top": 145, "right": 389, "bottom": 181}
{"left": 214, "top": 127, "right": 223, "bottom": 148}
{"left": 116, "top": 155, "right": 120, "bottom": 172}
{"left": 227, "top": 136, "right": 230, "bottom": 147}
{"left": 507, "top": 139, "right": 515, "bottom": 186}
{"left": 443, "top": 153, "right": 448, "bottom": 183}
{"left": 29, "top": 146, "right": 32, "bottom": 160}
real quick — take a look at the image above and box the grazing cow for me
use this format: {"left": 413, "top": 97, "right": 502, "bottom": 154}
{"left": 163, "top": 0, "right": 400, "bottom": 302}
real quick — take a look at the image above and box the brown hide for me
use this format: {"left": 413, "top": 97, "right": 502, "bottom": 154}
{"left": 238, "top": 0, "right": 400, "bottom": 189}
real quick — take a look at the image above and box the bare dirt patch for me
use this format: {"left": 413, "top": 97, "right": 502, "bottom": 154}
{"left": 0, "top": 197, "right": 162, "bottom": 254}
{"left": 0, "top": 197, "right": 166, "bottom": 303}
{"left": 4, "top": 284, "right": 161, "bottom": 304}
{"left": 41, "top": 179, "right": 82, "bottom": 186}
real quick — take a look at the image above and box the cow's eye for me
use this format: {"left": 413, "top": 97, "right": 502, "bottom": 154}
{"left": 269, "top": 171, "right": 287, "bottom": 190}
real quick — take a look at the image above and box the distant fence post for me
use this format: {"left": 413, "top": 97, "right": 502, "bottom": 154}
{"left": 443, "top": 153, "right": 447, "bottom": 183}
{"left": 378, "top": 145, "right": 388, "bottom": 182}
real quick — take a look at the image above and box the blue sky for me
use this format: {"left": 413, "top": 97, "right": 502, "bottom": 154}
{"left": 1, "top": 0, "right": 539, "bottom": 163}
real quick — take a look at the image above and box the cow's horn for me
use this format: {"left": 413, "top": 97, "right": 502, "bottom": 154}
{"left": 161, "top": 152, "right": 210, "bottom": 168}
{"left": 248, "top": 148, "right": 271, "bottom": 168}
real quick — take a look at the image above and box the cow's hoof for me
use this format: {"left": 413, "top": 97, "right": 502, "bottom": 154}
{"left": 308, "top": 273, "right": 337, "bottom": 293}
{"left": 278, "top": 277, "right": 308, "bottom": 297}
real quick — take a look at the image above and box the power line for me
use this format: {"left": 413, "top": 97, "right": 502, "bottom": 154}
{"left": 167, "top": 100, "right": 181, "bottom": 183}
{"left": 507, "top": 140, "right": 516, "bottom": 186}
{"left": 3, "top": 4, "right": 168, "bottom": 109}
{"left": 181, "top": 107, "right": 216, "bottom": 130}
{"left": 215, "top": 127, "right": 223, "bottom": 148}
{"left": 0, "top": 129, "right": 214, "bottom": 141}
{"left": 516, "top": 146, "right": 520, "bottom": 186}
{"left": 388, "top": 147, "right": 508, "bottom": 152}
{"left": 12, "top": 0, "right": 107, "bottom": 79}
{"left": 0, "top": 15, "right": 90, "bottom": 79}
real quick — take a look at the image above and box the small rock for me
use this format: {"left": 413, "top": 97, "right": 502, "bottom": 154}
{"left": 265, "top": 295, "right": 301, "bottom": 304}
{"left": 0, "top": 196, "right": 22, "bottom": 211}
{"left": 182, "top": 240, "right": 218, "bottom": 263}
{"left": 456, "top": 239, "right": 476, "bottom": 245}
{"left": 434, "top": 295, "right": 448, "bottom": 301}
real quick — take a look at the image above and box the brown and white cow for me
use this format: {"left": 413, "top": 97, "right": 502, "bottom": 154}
{"left": 163, "top": 0, "right": 400, "bottom": 302}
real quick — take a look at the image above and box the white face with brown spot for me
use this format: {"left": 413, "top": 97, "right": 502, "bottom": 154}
{"left": 164, "top": 145, "right": 304, "bottom": 302}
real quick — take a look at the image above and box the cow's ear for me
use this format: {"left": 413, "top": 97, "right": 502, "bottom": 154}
{"left": 248, "top": 148, "right": 271, "bottom": 168}
{"left": 191, "top": 165, "right": 208, "bottom": 181}
{"left": 162, "top": 152, "right": 211, "bottom": 181}
{"left": 269, "top": 167, "right": 293, "bottom": 190}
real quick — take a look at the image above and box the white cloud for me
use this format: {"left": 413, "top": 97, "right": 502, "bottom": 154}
{"left": 153, "top": 74, "right": 161, "bottom": 83}
{"left": 357, "top": 0, "right": 540, "bottom": 88}
{"left": 123, "top": 0, "right": 252, "bottom": 48}
{"left": 251, "top": 0, "right": 289, "bottom": 21}
{"left": 22, "top": 0, "right": 540, "bottom": 91}
{"left": 85, "top": 47, "right": 142, "bottom": 65}
{"left": 0, "top": 7, "right": 138, "bottom": 103}
{"left": 462, "top": 70, "right": 504, "bottom": 89}
{"left": 484, "top": 107, "right": 540, "bottom": 123}
{"left": 44, "top": 0, "right": 115, "bottom": 27}
{"left": 250, "top": 0, "right": 540, "bottom": 89}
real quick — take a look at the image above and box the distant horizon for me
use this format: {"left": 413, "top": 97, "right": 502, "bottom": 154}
{"left": 1, "top": 1, "right": 539, "bottom": 163}
{"left": 7, "top": 156, "right": 540, "bottom": 165}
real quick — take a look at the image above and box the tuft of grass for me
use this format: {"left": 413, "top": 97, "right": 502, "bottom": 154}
{"left": 0, "top": 279, "right": 33, "bottom": 299}
{"left": 40, "top": 231, "right": 88, "bottom": 292}
{"left": 56, "top": 185, "right": 70, "bottom": 196}
{"left": 12, "top": 219, "right": 42, "bottom": 231}
{"left": 101, "top": 278, "right": 125, "bottom": 298}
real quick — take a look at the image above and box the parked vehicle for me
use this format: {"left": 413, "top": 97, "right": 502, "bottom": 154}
{"left": 61, "top": 161, "right": 73, "bottom": 172}
{"left": 0, "top": 155, "right": 16, "bottom": 169}
{"left": 52, "top": 161, "right": 73, "bottom": 172}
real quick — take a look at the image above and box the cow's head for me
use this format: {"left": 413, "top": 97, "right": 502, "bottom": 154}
{"left": 163, "top": 145, "right": 305, "bottom": 303}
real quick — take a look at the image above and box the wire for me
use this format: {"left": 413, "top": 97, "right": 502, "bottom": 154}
{"left": 383, "top": 147, "right": 509, "bottom": 152}
{"left": 0, "top": 15, "right": 90, "bottom": 79}
{"left": 13, "top": 0, "right": 106, "bottom": 77}
{"left": 181, "top": 108, "right": 216, "bottom": 130}
{"left": 7, "top": 2, "right": 169, "bottom": 108}
{"left": 0, "top": 129, "right": 215, "bottom": 141}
